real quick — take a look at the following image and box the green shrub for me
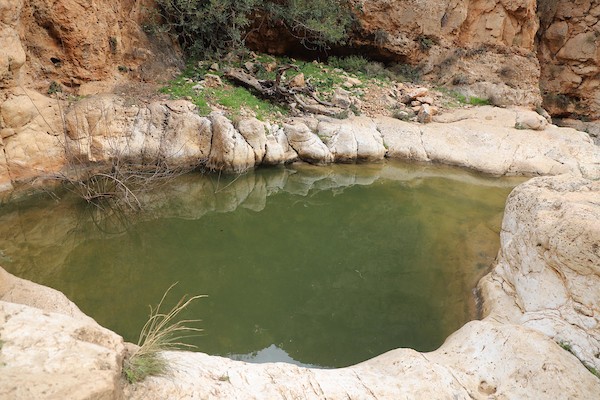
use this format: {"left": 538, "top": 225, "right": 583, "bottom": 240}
{"left": 155, "top": 0, "right": 258, "bottom": 56}
{"left": 265, "top": 0, "right": 354, "bottom": 50}
{"left": 328, "top": 55, "right": 370, "bottom": 73}
{"left": 154, "top": 0, "right": 354, "bottom": 56}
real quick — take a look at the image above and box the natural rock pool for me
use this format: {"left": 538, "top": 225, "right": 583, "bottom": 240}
{"left": 0, "top": 160, "right": 524, "bottom": 368}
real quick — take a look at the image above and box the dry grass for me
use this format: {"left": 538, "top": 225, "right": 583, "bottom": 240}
{"left": 123, "top": 284, "right": 206, "bottom": 383}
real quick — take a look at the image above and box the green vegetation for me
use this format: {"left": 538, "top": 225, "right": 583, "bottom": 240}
{"left": 123, "top": 284, "right": 205, "bottom": 383}
{"left": 159, "top": 63, "right": 288, "bottom": 120}
{"left": 159, "top": 55, "right": 371, "bottom": 119}
{"left": 328, "top": 55, "right": 421, "bottom": 83}
{"left": 584, "top": 363, "right": 600, "bottom": 379}
{"left": 47, "top": 81, "right": 62, "bottom": 95}
{"left": 558, "top": 341, "right": 600, "bottom": 379}
{"left": 435, "top": 87, "right": 490, "bottom": 108}
{"left": 153, "top": 0, "right": 354, "bottom": 56}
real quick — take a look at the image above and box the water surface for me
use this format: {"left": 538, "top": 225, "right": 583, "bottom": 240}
{"left": 0, "top": 161, "right": 523, "bottom": 368}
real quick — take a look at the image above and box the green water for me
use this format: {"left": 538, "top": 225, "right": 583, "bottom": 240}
{"left": 0, "top": 161, "right": 523, "bottom": 368}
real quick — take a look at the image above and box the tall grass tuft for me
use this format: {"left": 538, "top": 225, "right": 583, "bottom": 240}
{"left": 123, "top": 284, "right": 206, "bottom": 383}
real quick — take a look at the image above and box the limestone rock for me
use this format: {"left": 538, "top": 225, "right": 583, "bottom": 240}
{"left": 377, "top": 117, "right": 428, "bottom": 161}
{"left": 1, "top": 88, "right": 65, "bottom": 182}
{"left": 515, "top": 110, "right": 548, "bottom": 131}
{"left": 283, "top": 121, "right": 333, "bottom": 164}
{"left": 0, "top": 266, "right": 126, "bottom": 400}
{"left": 65, "top": 95, "right": 212, "bottom": 168}
{"left": 417, "top": 103, "right": 433, "bottom": 123}
{"left": 538, "top": 1, "right": 600, "bottom": 118}
{"left": 0, "top": 1, "right": 25, "bottom": 89}
{"left": 316, "top": 116, "right": 386, "bottom": 162}
{"left": 0, "top": 300, "right": 125, "bottom": 400}
{"left": 123, "top": 320, "right": 600, "bottom": 399}
{"left": 17, "top": 0, "right": 181, "bottom": 92}
{"left": 263, "top": 125, "right": 298, "bottom": 165}
{"left": 479, "top": 175, "right": 600, "bottom": 371}
{"left": 378, "top": 106, "right": 600, "bottom": 178}
{"left": 203, "top": 73, "right": 223, "bottom": 88}
{"left": 331, "top": 87, "right": 352, "bottom": 109}
{"left": 288, "top": 72, "right": 305, "bottom": 88}
{"left": 236, "top": 118, "right": 268, "bottom": 164}
{"left": 0, "top": 267, "right": 90, "bottom": 321}
{"left": 343, "top": 77, "right": 361, "bottom": 88}
{"left": 207, "top": 113, "right": 256, "bottom": 173}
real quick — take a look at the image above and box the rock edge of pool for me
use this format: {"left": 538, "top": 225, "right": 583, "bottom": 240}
{"left": 0, "top": 173, "right": 599, "bottom": 399}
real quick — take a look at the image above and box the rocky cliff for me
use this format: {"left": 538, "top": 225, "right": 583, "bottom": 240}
{"left": 2, "top": 0, "right": 600, "bottom": 120}
{"left": 537, "top": 0, "right": 600, "bottom": 120}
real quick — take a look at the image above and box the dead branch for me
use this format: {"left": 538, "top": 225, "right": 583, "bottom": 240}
{"left": 224, "top": 66, "right": 343, "bottom": 116}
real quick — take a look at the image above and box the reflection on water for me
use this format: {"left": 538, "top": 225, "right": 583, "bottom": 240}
{"left": 0, "top": 160, "right": 524, "bottom": 368}
{"left": 229, "top": 344, "right": 319, "bottom": 368}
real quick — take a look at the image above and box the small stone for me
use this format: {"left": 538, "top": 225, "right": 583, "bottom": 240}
{"left": 288, "top": 73, "right": 306, "bottom": 88}
{"left": 406, "top": 87, "right": 429, "bottom": 100}
{"left": 411, "top": 105, "right": 422, "bottom": 113}
{"left": 411, "top": 100, "right": 422, "bottom": 107}
{"left": 210, "top": 63, "right": 219, "bottom": 71}
{"left": 416, "top": 96, "right": 434, "bottom": 105}
{"left": 343, "top": 77, "right": 362, "bottom": 88}
{"left": 332, "top": 88, "right": 352, "bottom": 109}
{"left": 243, "top": 62, "right": 256, "bottom": 73}
{"left": 204, "top": 74, "right": 223, "bottom": 88}
{"left": 515, "top": 111, "right": 548, "bottom": 131}
{"left": 265, "top": 62, "right": 277, "bottom": 72}
{"left": 418, "top": 104, "right": 433, "bottom": 123}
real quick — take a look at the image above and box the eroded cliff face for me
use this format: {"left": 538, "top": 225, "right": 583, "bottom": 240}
{"left": 3, "top": 0, "right": 600, "bottom": 125}
{"left": 2, "top": 0, "right": 181, "bottom": 97}
{"left": 537, "top": 0, "right": 600, "bottom": 120}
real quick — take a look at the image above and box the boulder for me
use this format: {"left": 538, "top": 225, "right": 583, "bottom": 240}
{"left": 203, "top": 74, "right": 223, "bottom": 88}
{"left": 283, "top": 121, "right": 333, "bottom": 164}
{"left": 417, "top": 103, "right": 433, "bottom": 123}
{"left": 263, "top": 125, "right": 298, "bottom": 165}
{"left": 515, "top": 110, "right": 548, "bottom": 130}
{"left": 331, "top": 87, "right": 352, "bottom": 109}
{"left": 236, "top": 118, "right": 268, "bottom": 164}
{"left": 207, "top": 113, "right": 256, "bottom": 173}
{"left": 479, "top": 175, "right": 600, "bottom": 371}
{"left": 0, "top": 266, "right": 126, "bottom": 400}
{"left": 316, "top": 116, "right": 386, "bottom": 162}
{"left": 288, "top": 73, "right": 305, "bottom": 88}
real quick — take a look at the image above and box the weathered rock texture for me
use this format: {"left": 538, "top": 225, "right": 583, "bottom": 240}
{"left": 538, "top": 0, "right": 600, "bottom": 119}
{"left": 0, "top": 267, "right": 126, "bottom": 400}
{"left": 247, "top": 0, "right": 542, "bottom": 108}
{"left": 124, "top": 320, "right": 600, "bottom": 399}
{"left": 15, "top": 0, "right": 181, "bottom": 95}
{"left": 480, "top": 175, "right": 600, "bottom": 371}
{"left": 1, "top": 94, "right": 599, "bottom": 193}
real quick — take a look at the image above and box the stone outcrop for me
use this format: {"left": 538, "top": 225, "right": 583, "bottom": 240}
{"left": 480, "top": 175, "right": 600, "bottom": 371}
{"left": 124, "top": 319, "right": 600, "bottom": 399}
{"left": 538, "top": 0, "right": 600, "bottom": 119}
{"left": 0, "top": 267, "right": 126, "bottom": 400}
{"left": 1, "top": 92, "right": 599, "bottom": 193}
{"left": 14, "top": 0, "right": 182, "bottom": 95}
